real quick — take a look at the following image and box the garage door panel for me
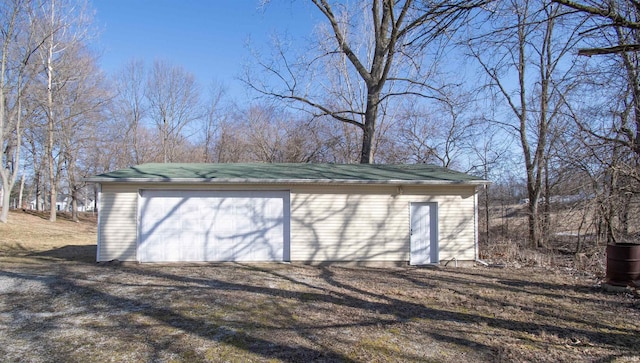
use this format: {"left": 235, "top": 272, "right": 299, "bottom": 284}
{"left": 138, "top": 190, "right": 288, "bottom": 262}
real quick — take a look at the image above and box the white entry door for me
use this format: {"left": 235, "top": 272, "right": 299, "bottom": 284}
{"left": 137, "top": 190, "right": 289, "bottom": 262}
{"left": 410, "top": 202, "right": 438, "bottom": 265}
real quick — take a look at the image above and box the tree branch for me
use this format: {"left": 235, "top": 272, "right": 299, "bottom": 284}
{"left": 552, "top": 0, "right": 640, "bottom": 29}
{"left": 312, "top": 0, "right": 373, "bottom": 85}
{"left": 578, "top": 43, "right": 640, "bottom": 55}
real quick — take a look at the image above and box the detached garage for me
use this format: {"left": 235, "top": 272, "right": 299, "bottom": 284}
{"left": 87, "top": 163, "right": 488, "bottom": 265}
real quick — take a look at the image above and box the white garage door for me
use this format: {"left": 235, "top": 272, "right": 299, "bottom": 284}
{"left": 137, "top": 190, "right": 289, "bottom": 262}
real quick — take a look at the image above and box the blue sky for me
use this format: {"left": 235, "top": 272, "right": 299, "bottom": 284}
{"left": 92, "top": 0, "right": 319, "bottom": 99}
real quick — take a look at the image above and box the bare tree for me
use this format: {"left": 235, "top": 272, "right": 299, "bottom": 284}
{"left": 55, "top": 44, "right": 108, "bottom": 221}
{"left": 0, "top": 0, "right": 45, "bottom": 222}
{"left": 201, "top": 81, "right": 227, "bottom": 163}
{"left": 241, "top": 104, "right": 324, "bottom": 163}
{"left": 553, "top": 0, "right": 640, "bottom": 55}
{"left": 554, "top": 0, "right": 640, "bottom": 243}
{"left": 310, "top": 116, "right": 363, "bottom": 163}
{"left": 0, "top": 0, "right": 27, "bottom": 221}
{"left": 34, "top": 0, "right": 94, "bottom": 222}
{"left": 245, "top": 0, "right": 487, "bottom": 163}
{"left": 112, "top": 59, "right": 147, "bottom": 166}
{"left": 145, "top": 60, "right": 202, "bottom": 163}
{"left": 396, "top": 89, "right": 477, "bottom": 168}
{"left": 554, "top": 0, "right": 640, "bottom": 158}
{"left": 468, "top": 0, "right": 584, "bottom": 247}
{"left": 469, "top": 130, "right": 512, "bottom": 244}
{"left": 22, "top": 110, "right": 47, "bottom": 211}
{"left": 212, "top": 117, "right": 249, "bottom": 163}
{"left": 206, "top": 103, "right": 328, "bottom": 163}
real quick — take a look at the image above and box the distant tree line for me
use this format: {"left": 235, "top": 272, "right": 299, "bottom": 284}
{"left": 1, "top": 0, "right": 638, "bottom": 252}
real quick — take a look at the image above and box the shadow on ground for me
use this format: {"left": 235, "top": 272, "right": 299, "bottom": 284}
{"left": 1, "top": 243, "right": 639, "bottom": 362}
{"left": 29, "top": 245, "right": 96, "bottom": 262}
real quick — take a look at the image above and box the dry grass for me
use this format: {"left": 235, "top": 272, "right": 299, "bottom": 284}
{"left": 1, "top": 210, "right": 640, "bottom": 362}
{"left": 0, "top": 210, "right": 97, "bottom": 259}
{"left": 480, "top": 203, "right": 615, "bottom": 277}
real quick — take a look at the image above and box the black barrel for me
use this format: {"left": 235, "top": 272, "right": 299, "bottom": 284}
{"left": 606, "top": 243, "right": 640, "bottom": 286}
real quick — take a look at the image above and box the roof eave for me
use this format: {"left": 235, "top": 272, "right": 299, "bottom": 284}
{"left": 84, "top": 177, "right": 489, "bottom": 186}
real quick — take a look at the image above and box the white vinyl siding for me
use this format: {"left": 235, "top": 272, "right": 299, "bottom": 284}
{"left": 98, "top": 185, "right": 138, "bottom": 261}
{"left": 289, "top": 185, "right": 477, "bottom": 262}
{"left": 96, "top": 183, "right": 478, "bottom": 263}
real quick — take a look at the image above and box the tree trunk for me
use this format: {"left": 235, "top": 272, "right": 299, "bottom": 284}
{"left": 47, "top": 96, "right": 57, "bottom": 221}
{"left": 71, "top": 187, "right": 78, "bottom": 222}
{"left": 527, "top": 187, "right": 543, "bottom": 248}
{"left": 359, "top": 122, "right": 375, "bottom": 164}
{"left": 18, "top": 173, "right": 25, "bottom": 209}
{"left": 163, "top": 117, "right": 168, "bottom": 163}
{"left": 360, "top": 90, "right": 379, "bottom": 164}
{"left": 0, "top": 180, "right": 9, "bottom": 222}
{"left": 35, "top": 172, "right": 41, "bottom": 211}
{"left": 46, "top": 0, "right": 56, "bottom": 222}
{"left": 0, "top": 76, "right": 8, "bottom": 222}
{"left": 542, "top": 160, "right": 551, "bottom": 243}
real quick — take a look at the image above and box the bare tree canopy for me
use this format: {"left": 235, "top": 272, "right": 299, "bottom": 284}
{"left": 553, "top": 0, "right": 640, "bottom": 55}
{"left": 0, "top": 0, "right": 38, "bottom": 222}
{"left": 468, "top": 0, "right": 586, "bottom": 247}
{"left": 552, "top": 0, "right": 640, "bottom": 29}
{"left": 553, "top": 0, "right": 640, "bottom": 157}
{"left": 244, "top": 0, "right": 488, "bottom": 163}
{"left": 146, "top": 60, "right": 202, "bottom": 163}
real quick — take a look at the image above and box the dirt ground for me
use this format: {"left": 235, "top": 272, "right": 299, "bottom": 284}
{"left": 1, "top": 210, "right": 639, "bottom": 362}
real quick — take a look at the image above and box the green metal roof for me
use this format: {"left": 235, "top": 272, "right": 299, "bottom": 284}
{"left": 87, "top": 163, "right": 489, "bottom": 185}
